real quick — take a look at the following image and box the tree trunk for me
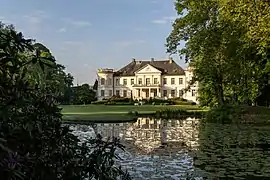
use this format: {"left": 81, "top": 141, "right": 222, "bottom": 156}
{"left": 216, "top": 74, "right": 225, "bottom": 106}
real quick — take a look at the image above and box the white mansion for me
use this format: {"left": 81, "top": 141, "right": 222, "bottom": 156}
{"left": 97, "top": 58, "right": 199, "bottom": 103}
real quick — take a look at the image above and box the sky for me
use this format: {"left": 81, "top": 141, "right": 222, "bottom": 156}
{"left": 0, "top": 0, "right": 186, "bottom": 85}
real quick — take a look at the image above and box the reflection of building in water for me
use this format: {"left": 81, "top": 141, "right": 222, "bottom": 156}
{"left": 96, "top": 118, "right": 200, "bottom": 154}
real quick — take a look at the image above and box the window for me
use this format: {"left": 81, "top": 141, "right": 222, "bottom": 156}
{"left": 101, "top": 78, "right": 105, "bottom": 85}
{"left": 179, "top": 78, "right": 183, "bottom": 84}
{"left": 171, "top": 78, "right": 175, "bottom": 85}
{"left": 163, "top": 78, "right": 167, "bottom": 85}
{"left": 163, "top": 90, "right": 167, "bottom": 97}
{"left": 116, "top": 90, "right": 120, "bottom": 96}
{"left": 146, "top": 78, "right": 150, "bottom": 85}
{"left": 109, "top": 90, "right": 112, "bottom": 96}
{"left": 101, "top": 90, "right": 105, "bottom": 96}
{"left": 116, "top": 79, "right": 120, "bottom": 86}
{"left": 131, "top": 79, "right": 134, "bottom": 85}
{"left": 108, "top": 78, "right": 112, "bottom": 85}
{"left": 171, "top": 90, "right": 175, "bottom": 97}
{"left": 123, "top": 90, "right": 127, "bottom": 97}
{"left": 123, "top": 79, "right": 127, "bottom": 85}
{"left": 192, "top": 90, "right": 196, "bottom": 97}
{"left": 138, "top": 78, "right": 142, "bottom": 85}
{"left": 179, "top": 90, "right": 183, "bottom": 97}
{"left": 154, "top": 78, "right": 158, "bottom": 84}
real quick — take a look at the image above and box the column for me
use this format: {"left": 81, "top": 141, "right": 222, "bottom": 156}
{"left": 140, "top": 88, "right": 142, "bottom": 99}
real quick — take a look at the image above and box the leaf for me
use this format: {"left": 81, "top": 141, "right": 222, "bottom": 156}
{"left": 32, "top": 57, "right": 38, "bottom": 64}
{"left": 39, "top": 60, "right": 45, "bottom": 71}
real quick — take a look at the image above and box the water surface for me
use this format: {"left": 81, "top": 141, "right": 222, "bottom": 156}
{"left": 68, "top": 117, "right": 270, "bottom": 179}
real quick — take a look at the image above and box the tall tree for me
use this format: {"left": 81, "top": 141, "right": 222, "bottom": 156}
{"left": 93, "top": 79, "right": 98, "bottom": 91}
{"left": 72, "top": 83, "right": 96, "bottom": 104}
{"left": 166, "top": 0, "right": 270, "bottom": 106}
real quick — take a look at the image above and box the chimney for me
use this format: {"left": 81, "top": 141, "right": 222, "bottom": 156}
{"left": 151, "top": 57, "right": 154, "bottom": 62}
{"left": 132, "top": 58, "right": 136, "bottom": 62}
{"left": 169, "top": 57, "right": 173, "bottom": 63}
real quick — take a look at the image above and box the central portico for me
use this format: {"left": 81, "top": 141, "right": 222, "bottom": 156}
{"left": 131, "top": 63, "right": 162, "bottom": 99}
{"left": 132, "top": 87, "right": 161, "bottom": 99}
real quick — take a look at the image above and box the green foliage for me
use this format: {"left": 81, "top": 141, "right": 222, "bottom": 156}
{"left": 71, "top": 83, "right": 96, "bottom": 105}
{"left": 93, "top": 79, "right": 98, "bottom": 90}
{"left": 155, "top": 109, "right": 203, "bottom": 119}
{"left": 0, "top": 22, "right": 130, "bottom": 180}
{"left": 92, "top": 100, "right": 108, "bottom": 105}
{"left": 166, "top": 0, "right": 270, "bottom": 107}
{"left": 205, "top": 104, "right": 242, "bottom": 123}
{"left": 92, "top": 97, "right": 134, "bottom": 105}
{"left": 108, "top": 96, "right": 131, "bottom": 103}
{"left": 147, "top": 98, "right": 174, "bottom": 105}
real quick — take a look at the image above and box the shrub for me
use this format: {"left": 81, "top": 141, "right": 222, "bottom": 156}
{"left": 147, "top": 98, "right": 174, "bottom": 105}
{"left": 108, "top": 96, "right": 131, "bottom": 103}
{"left": 0, "top": 24, "right": 130, "bottom": 180}
{"left": 91, "top": 100, "right": 108, "bottom": 104}
{"left": 206, "top": 104, "right": 242, "bottom": 123}
{"left": 173, "top": 100, "right": 193, "bottom": 105}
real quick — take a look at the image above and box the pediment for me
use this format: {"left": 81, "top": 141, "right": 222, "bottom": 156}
{"left": 135, "top": 64, "right": 161, "bottom": 74}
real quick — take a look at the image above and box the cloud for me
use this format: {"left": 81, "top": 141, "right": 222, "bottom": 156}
{"left": 111, "top": 40, "right": 145, "bottom": 49}
{"left": 151, "top": 19, "right": 167, "bottom": 24}
{"left": 71, "top": 20, "right": 92, "bottom": 27}
{"left": 58, "top": 41, "right": 83, "bottom": 51}
{"left": 0, "top": 16, "right": 14, "bottom": 24}
{"left": 62, "top": 41, "right": 84, "bottom": 45}
{"left": 62, "top": 18, "right": 92, "bottom": 27}
{"left": 151, "top": 16, "right": 177, "bottom": 24}
{"left": 23, "top": 15, "right": 41, "bottom": 24}
{"left": 11, "top": 10, "right": 51, "bottom": 34}
{"left": 58, "top": 27, "right": 67, "bottom": 32}
{"left": 23, "top": 10, "right": 50, "bottom": 24}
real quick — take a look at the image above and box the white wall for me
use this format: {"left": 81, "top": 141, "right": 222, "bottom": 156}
{"left": 113, "top": 76, "right": 133, "bottom": 98}
{"left": 97, "top": 72, "right": 114, "bottom": 100}
{"left": 160, "top": 75, "right": 186, "bottom": 98}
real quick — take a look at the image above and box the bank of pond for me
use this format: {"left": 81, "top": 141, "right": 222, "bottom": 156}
{"left": 65, "top": 116, "right": 270, "bottom": 179}
{"left": 63, "top": 109, "right": 205, "bottom": 124}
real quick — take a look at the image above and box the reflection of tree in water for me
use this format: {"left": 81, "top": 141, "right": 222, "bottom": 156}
{"left": 195, "top": 122, "right": 270, "bottom": 179}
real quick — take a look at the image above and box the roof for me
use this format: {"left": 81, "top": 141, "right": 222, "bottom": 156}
{"left": 114, "top": 59, "right": 185, "bottom": 76}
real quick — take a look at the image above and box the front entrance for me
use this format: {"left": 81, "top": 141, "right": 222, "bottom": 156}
{"left": 135, "top": 88, "right": 160, "bottom": 99}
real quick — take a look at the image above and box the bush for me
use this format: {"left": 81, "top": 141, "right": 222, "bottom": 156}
{"left": 91, "top": 100, "right": 108, "bottom": 104}
{"left": 147, "top": 98, "right": 174, "bottom": 105}
{"left": 0, "top": 24, "right": 130, "bottom": 180}
{"left": 173, "top": 100, "right": 193, "bottom": 105}
{"left": 108, "top": 96, "right": 132, "bottom": 102}
{"left": 206, "top": 104, "right": 241, "bottom": 123}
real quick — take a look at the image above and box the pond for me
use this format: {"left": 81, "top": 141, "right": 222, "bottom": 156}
{"left": 67, "top": 117, "right": 270, "bottom": 179}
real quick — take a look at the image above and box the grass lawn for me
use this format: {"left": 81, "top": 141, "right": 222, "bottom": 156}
{"left": 61, "top": 104, "right": 206, "bottom": 122}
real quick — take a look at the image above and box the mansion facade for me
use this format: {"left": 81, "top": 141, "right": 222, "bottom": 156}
{"left": 97, "top": 58, "right": 199, "bottom": 103}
